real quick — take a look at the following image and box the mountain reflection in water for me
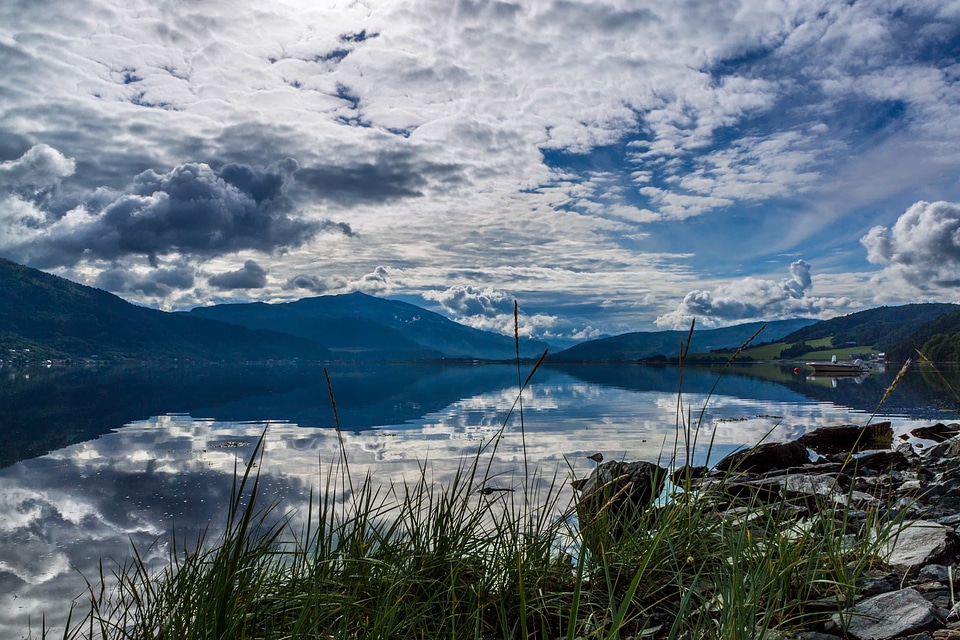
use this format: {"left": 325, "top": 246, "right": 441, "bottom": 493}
{"left": 0, "top": 362, "right": 957, "bottom": 636}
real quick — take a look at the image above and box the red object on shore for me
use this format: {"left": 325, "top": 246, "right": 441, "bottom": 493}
{"left": 793, "top": 367, "right": 800, "bottom": 375}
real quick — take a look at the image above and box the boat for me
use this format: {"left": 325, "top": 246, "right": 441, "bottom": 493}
{"left": 805, "top": 357, "right": 871, "bottom": 375}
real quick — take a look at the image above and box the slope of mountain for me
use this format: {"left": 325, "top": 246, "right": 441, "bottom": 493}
{"left": 886, "top": 309, "right": 960, "bottom": 363}
{"left": 0, "top": 258, "right": 331, "bottom": 362}
{"left": 549, "top": 318, "right": 816, "bottom": 362}
{"left": 779, "top": 303, "right": 960, "bottom": 357}
{"left": 184, "top": 292, "right": 551, "bottom": 360}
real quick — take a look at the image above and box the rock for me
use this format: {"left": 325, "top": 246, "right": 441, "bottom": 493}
{"left": 937, "top": 514, "right": 960, "bottom": 526}
{"left": 913, "top": 424, "right": 960, "bottom": 443}
{"left": 920, "top": 564, "right": 952, "bottom": 581}
{"left": 858, "top": 572, "right": 900, "bottom": 598}
{"left": 933, "top": 630, "right": 960, "bottom": 639}
{"left": 884, "top": 520, "right": 959, "bottom": 577}
{"left": 575, "top": 460, "right": 667, "bottom": 540}
{"left": 926, "top": 440, "right": 960, "bottom": 462}
{"left": 715, "top": 440, "right": 811, "bottom": 473}
{"left": 852, "top": 450, "right": 912, "bottom": 472}
{"left": 902, "top": 479, "right": 925, "bottom": 493}
{"left": 671, "top": 464, "right": 708, "bottom": 485}
{"left": 919, "top": 587, "right": 952, "bottom": 610}
{"left": 797, "top": 422, "right": 893, "bottom": 456}
{"left": 833, "top": 588, "right": 941, "bottom": 640}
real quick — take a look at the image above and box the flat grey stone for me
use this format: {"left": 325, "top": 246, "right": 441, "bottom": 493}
{"left": 833, "top": 588, "right": 941, "bottom": 640}
{"left": 885, "top": 520, "right": 958, "bottom": 576}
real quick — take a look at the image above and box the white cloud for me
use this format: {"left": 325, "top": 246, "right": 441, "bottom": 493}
{"left": 655, "top": 260, "right": 847, "bottom": 329}
{"left": 423, "top": 285, "right": 515, "bottom": 319}
{"left": 0, "top": 144, "right": 75, "bottom": 195}
{"left": 352, "top": 265, "right": 393, "bottom": 293}
{"left": 422, "top": 284, "right": 604, "bottom": 342}
{"left": 862, "top": 200, "right": 960, "bottom": 291}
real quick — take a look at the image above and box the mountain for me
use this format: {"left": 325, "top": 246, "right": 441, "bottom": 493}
{"left": 0, "top": 258, "right": 331, "bottom": 362}
{"left": 549, "top": 318, "right": 816, "bottom": 362}
{"left": 779, "top": 303, "right": 960, "bottom": 358}
{"left": 184, "top": 292, "right": 551, "bottom": 360}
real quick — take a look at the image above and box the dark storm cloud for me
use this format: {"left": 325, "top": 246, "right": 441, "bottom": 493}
{"left": 94, "top": 264, "right": 196, "bottom": 297}
{"left": 208, "top": 260, "right": 268, "bottom": 290}
{"left": 219, "top": 158, "right": 297, "bottom": 204}
{"left": 16, "top": 160, "right": 342, "bottom": 267}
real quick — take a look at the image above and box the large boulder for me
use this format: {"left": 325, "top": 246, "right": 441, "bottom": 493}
{"left": 912, "top": 423, "right": 960, "bottom": 443}
{"left": 575, "top": 460, "right": 667, "bottom": 541}
{"left": 715, "top": 440, "right": 810, "bottom": 474}
{"left": 797, "top": 422, "right": 893, "bottom": 456}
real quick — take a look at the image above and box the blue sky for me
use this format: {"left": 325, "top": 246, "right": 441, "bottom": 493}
{"left": 2, "top": 0, "right": 960, "bottom": 344}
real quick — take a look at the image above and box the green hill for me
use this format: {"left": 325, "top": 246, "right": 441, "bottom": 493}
{"left": 777, "top": 303, "right": 960, "bottom": 362}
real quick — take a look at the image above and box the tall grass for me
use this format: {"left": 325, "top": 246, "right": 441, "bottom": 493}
{"left": 43, "top": 313, "right": 910, "bottom": 640}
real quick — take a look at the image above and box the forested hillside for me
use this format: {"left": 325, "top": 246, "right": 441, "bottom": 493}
{"left": 780, "top": 304, "right": 960, "bottom": 354}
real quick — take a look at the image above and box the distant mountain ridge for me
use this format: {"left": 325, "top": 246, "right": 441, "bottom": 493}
{"left": 184, "top": 292, "right": 551, "bottom": 360}
{"left": 0, "top": 259, "right": 549, "bottom": 362}
{"left": 549, "top": 318, "right": 817, "bottom": 362}
{"left": 0, "top": 257, "right": 331, "bottom": 362}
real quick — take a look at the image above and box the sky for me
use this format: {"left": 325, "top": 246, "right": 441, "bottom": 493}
{"left": 2, "top": 0, "right": 960, "bottom": 345}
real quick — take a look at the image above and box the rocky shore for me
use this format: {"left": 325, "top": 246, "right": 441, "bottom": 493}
{"left": 575, "top": 421, "right": 960, "bottom": 640}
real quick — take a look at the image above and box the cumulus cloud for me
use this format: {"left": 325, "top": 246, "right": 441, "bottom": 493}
{"left": 422, "top": 285, "right": 602, "bottom": 342}
{"left": 208, "top": 260, "right": 268, "bottom": 290}
{"left": 352, "top": 265, "right": 392, "bottom": 293}
{"left": 0, "top": 144, "right": 75, "bottom": 197}
{"left": 861, "top": 200, "right": 960, "bottom": 289}
{"left": 0, "top": 145, "right": 77, "bottom": 250}
{"left": 655, "top": 260, "right": 840, "bottom": 329}
{"left": 423, "top": 285, "right": 515, "bottom": 318}
{"left": 1, "top": 156, "right": 352, "bottom": 268}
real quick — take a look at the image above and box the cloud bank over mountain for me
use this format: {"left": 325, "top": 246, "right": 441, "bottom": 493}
{"left": 656, "top": 260, "right": 852, "bottom": 329}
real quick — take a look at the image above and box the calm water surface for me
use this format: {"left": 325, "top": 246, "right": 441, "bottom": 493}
{"left": 1, "top": 361, "right": 958, "bottom": 637}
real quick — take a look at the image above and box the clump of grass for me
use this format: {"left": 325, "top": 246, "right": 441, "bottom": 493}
{"left": 44, "top": 312, "right": 911, "bottom": 640}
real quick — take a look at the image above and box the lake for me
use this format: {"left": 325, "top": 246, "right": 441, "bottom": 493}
{"left": 1, "top": 361, "right": 958, "bottom": 637}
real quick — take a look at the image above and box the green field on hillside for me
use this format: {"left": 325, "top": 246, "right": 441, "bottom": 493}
{"left": 707, "top": 336, "right": 878, "bottom": 362}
